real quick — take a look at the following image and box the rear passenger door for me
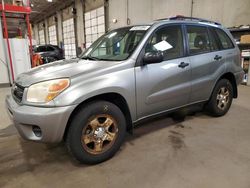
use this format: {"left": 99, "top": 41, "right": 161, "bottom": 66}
{"left": 210, "top": 28, "right": 238, "bottom": 72}
{"left": 186, "top": 25, "right": 225, "bottom": 103}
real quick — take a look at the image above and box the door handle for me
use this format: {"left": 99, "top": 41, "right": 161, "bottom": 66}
{"left": 178, "top": 62, "right": 189, "bottom": 68}
{"left": 214, "top": 55, "right": 222, "bottom": 61}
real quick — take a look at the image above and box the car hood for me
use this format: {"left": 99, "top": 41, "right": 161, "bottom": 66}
{"left": 15, "top": 58, "right": 120, "bottom": 87}
{"left": 35, "top": 52, "right": 54, "bottom": 56}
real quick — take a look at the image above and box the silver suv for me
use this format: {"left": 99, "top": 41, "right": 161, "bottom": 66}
{"left": 6, "top": 16, "right": 244, "bottom": 164}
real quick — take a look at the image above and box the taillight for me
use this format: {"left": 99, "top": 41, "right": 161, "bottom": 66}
{"left": 239, "top": 51, "right": 242, "bottom": 67}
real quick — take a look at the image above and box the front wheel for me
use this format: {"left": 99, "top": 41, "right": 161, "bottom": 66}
{"left": 66, "top": 101, "right": 126, "bottom": 164}
{"left": 206, "top": 79, "right": 233, "bottom": 117}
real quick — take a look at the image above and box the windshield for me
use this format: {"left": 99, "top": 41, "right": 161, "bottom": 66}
{"left": 80, "top": 26, "right": 150, "bottom": 61}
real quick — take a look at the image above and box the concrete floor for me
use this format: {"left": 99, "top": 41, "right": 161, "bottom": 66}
{"left": 0, "top": 86, "right": 250, "bottom": 188}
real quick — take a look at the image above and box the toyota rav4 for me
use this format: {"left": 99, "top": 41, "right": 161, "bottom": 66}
{"left": 6, "top": 16, "right": 244, "bottom": 164}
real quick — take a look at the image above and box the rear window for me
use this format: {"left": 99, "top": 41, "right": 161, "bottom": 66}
{"left": 214, "top": 29, "right": 234, "bottom": 49}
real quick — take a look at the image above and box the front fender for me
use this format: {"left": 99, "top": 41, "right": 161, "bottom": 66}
{"left": 53, "top": 67, "right": 137, "bottom": 120}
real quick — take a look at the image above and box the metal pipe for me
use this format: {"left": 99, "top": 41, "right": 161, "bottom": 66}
{"left": 26, "top": 0, "right": 33, "bottom": 63}
{"left": 126, "top": 0, "right": 130, "bottom": 25}
{"left": 191, "top": 0, "right": 194, "bottom": 17}
{"left": 26, "top": 14, "right": 33, "bottom": 58}
{"left": 1, "top": 9, "right": 15, "bottom": 83}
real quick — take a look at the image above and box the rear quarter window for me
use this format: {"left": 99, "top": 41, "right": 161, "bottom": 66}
{"left": 214, "top": 28, "right": 234, "bottom": 49}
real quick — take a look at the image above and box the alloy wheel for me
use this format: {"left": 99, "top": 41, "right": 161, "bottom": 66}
{"left": 81, "top": 114, "right": 118, "bottom": 155}
{"left": 216, "top": 87, "right": 230, "bottom": 110}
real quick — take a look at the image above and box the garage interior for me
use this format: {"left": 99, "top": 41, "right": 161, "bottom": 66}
{"left": 1, "top": 0, "right": 250, "bottom": 187}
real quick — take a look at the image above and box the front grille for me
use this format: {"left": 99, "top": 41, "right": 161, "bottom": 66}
{"left": 12, "top": 83, "right": 25, "bottom": 103}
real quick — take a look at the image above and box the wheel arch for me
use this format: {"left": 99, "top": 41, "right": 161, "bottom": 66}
{"left": 63, "top": 92, "right": 133, "bottom": 140}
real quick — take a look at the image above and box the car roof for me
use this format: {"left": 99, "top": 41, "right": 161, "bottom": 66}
{"left": 33, "top": 44, "right": 60, "bottom": 48}
{"left": 107, "top": 16, "right": 225, "bottom": 33}
{"left": 152, "top": 20, "right": 222, "bottom": 28}
{"left": 34, "top": 44, "right": 50, "bottom": 48}
{"left": 127, "top": 16, "right": 223, "bottom": 29}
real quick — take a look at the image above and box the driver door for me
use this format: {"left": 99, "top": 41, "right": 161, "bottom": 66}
{"left": 135, "top": 25, "right": 192, "bottom": 119}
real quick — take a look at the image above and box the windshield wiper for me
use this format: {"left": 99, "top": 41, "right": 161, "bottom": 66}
{"left": 80, "top": 56, "right": 100, "bottom": 61}
{"left": 93, "top": 58, "right": 119, "bottom": 61}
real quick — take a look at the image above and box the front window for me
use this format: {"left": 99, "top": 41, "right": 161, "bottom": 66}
{"left": 80, "top": 26, "right": 149, "bottom": 61}
{"left": 145, "top": 25, "right": 184, "bottom": 60}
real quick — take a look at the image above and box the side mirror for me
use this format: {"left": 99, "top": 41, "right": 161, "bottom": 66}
{"left": 143, "top": 51, "right": 164, "bottom": 65}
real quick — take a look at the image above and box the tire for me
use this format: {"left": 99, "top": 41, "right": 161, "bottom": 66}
{"left": 206, "top": 79, "right": 233, "bottom": 117}
{"left": 66, "top": 100, "right": 126, "bottom": 164}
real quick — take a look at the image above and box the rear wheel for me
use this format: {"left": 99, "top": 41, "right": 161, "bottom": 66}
{"left": 206, "top": 79, "right": 233, "bottom": 117}
{"left": 66, "top": 101, "right": 126, "bottom": 164}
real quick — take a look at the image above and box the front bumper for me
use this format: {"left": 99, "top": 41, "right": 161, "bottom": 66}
{"left": 5, "top": 95, "right": 76, "bottom": 143}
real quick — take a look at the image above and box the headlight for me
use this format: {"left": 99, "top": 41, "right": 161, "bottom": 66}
{"left": 27, "top": 78, "right": 70, "bottom": 103}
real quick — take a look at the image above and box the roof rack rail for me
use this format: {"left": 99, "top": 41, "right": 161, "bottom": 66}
{"left": 156, "top": 15, "right": 221, "bottom": 26}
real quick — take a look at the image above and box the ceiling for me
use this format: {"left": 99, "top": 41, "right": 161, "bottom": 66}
{"left": 30, "top": 0, "right": 74, "bottom": 23}
{"left": 1, "top": 0, "right": 74, "bottom": 38}
{"left": 2, "top": 0, "right": 74, "bottom": 23}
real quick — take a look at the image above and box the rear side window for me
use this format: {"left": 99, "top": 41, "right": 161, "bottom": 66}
{"left": 186, "top": 25, "right": 210, "bottom": 55}
{"left": 46, "top": 46, "right": 55, "bottom": 51}
{"left": 214, "top": 29, "right": 234, "bottom": 49}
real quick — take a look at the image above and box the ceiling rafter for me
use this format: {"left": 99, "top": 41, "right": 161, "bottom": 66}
{"left": 30, "top": 0, "right": 74, "bottom": 23}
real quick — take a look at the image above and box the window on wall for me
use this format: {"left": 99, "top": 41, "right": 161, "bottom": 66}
{"left": 62, "top": 18, "right": 76, "bottom": 59}
{"left": 84, "top": 6, "right": 105, "bottom": 48}
{"left": 48, "top": 25, "right": 57, "bottom": 45}
{"left": 38, "top": 29, "right": 45, "bottom": 45}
